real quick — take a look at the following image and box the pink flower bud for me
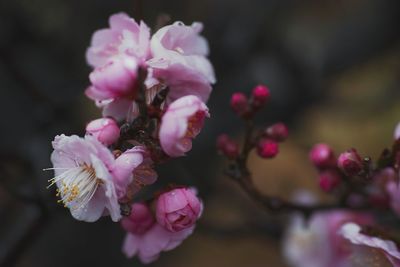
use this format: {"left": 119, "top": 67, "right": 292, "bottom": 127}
{"left": 156, "top": 187, "right": 202, "bottom": 232}
{"left": 121, "top": 203, "right": 155, "bottom": 234}
{"left": 251, "top": 84, "right": 270, "bottom": 108}
{"left": 265, "top": 122, "right": 289, "bottom": 142}
{"left": 86, "top": 118, "right": 120, "bottom": 146}
{"left": 309, "top": 143, "right": 336, "bottom": 170}
{"left": 318, "top": 170, "right": 341, "bottom": 192}
{"left": 216, "top": 134, "right": 240, "bottom": 159}
{"left": 257, "top": 139, "right": 279, "bottom": 159}
{"left": 230, "top": 92, "right": 248, "bottom": 115}
{"left": 338, "top": 148, "right": 363, "bottom": 176}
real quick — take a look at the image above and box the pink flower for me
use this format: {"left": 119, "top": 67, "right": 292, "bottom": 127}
{"left": 394, "top": 122, "right": 400, "bottom": 140}
{"left": 112, "top": 146, "right": 157, "bottom": 199}
{"left": 122, "top": 202, "right": 195, "bottom": 264}
{"left": 385, "top": 169, "right": 400, "bottom": 217}
{"left": 148, "top": 21, "right": 216, "bottom": 103}
{"left": 340, "top": 223, "right": 400, "bottom": 267}
{"left": 85, "top": 56, "right": 140, "bottom": 121}
{"left": 159, "top": 95, "right": 209, "bottom": 157}
{"left": 85, "top": 118, "right": 120, "bottom": 146}
{"left": 86, "top": 56, "right": 139, "bottom": 101}
{"left": 123, "top": 222, "right": 194, "bottom": 264}
{"left": 49, "top": 134, "right": 121, "bottom": 222}
{"left": 121, "top": 203, "right": 155, "bottom": 234}
{"left": 86, "top": 12, "right": 150, "bottom": 68}
{"left": 283, "top": 211, "right": 373, "bottom": 267}
{"left": 156, "top": 187, "right": 202, "bottom": 232}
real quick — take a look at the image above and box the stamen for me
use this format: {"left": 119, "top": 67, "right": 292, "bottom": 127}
{"left": 47, "top": 164, "right": 103, "bottom": 210}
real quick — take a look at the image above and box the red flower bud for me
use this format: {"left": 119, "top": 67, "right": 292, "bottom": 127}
{"left": 257, "top": 139, "right": 279, "bottom": 158}
{"left": 265, "top": 122, "right": 289, "bottom": 142}
{"left": 230, "top": 92, "right": 248, "bottom": 116}
{"left": 318, "top": 170, "right": 341, "bottom": 192}
{"left": 251, "top": 85, "right": 270, "bottom": 108}
{"left": 309, "top": 143, "right": 336, "bottom": 170}
{"left": 216, "top": 134, "right": 240, "bottom": 159}
{"left": 338, "top": 148, "right": 363, "bottom": 176}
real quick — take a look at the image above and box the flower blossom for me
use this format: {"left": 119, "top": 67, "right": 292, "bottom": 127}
{"left": 113, "top": 146, "right": 157, "bottom": 199}
{"left": 159, "top": 95, "right": 209, "bottom": 157}
{"left": 49, "top": 134, "right": 121, "bottom": 222}
{"left": 340, "top": 223, "right": 400, "bottom": 267}
{"left": 122, "top": 203, "right": 194, "bottom": 264}
{"left": 283, "top": 210, "right": 373, "bottom": 267}
{"left": 148, "top": 21, "right": 216, "bottom": 103}
{"left": 85, "top": 13, "right": 151, "bottom": 121}
{"left": 86, "top": 12, "right": 150, "bottom": 68}
{"left": 156, "top": 187, "right": 202, "bottom": 232}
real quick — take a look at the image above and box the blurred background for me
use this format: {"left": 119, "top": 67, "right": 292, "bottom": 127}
{"left": 1, "top": 0, "right": 400, "bottom": 266}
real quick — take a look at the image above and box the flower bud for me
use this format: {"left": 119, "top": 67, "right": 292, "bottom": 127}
{"left": 156, "top": 187, "right": 202, "bottom": 232}
{"left": 309, "top": 143, "right": 336, "bottom": 170}
{"left": 265, "top": 122, "right": 289, "bottom": 142}
{"left": 86, "top": 118, "right": 120, "bottom": 146}
{"left": 230, "top": 92, "right": 248, "bottom": 116}
{"left": 257, "top": 139, "right": 279, "bottom": 159}
{"left": 121, "top": 203, "right": 155, "bottom": 234}
{"left": 338, "top": 148, "right": 363, "bottom": 176}
{"left": 216, "top": 134, "right": 240, "bottom": 159}
{"left": 318, "top": 170, "right": 341, "bottom": 192}
{"left": 251, "top": 85, "right": 270, "bottom": 108}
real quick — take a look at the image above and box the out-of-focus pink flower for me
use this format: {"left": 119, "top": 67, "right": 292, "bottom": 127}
{"left": 113, "top": 146, "right": 157, "bottom": 199}
{"left": 121, "top": 203, "right": 155, "bottom": 234}
{"left": 159, "top": 95, "right": 209, "bottom": 157}
{"left": 394, "top": 122, "right": 400, "bottom": 140}
{"left": 86, "top": 118, "right": 120, "bottom": 146}
{"left": 148, "top": 21, "right": 215, "bottom": 103}
{"left": 156, "top": 187, "right": 202, "bottom": 232}
{"left": 386, "top": 179, "right": 400, "bottom": 218}
{"left": 340, "top": 223, "right": 400, "bottom": 267}
{"left": 123, "top": 223, "right": 194, "bottom": 264}
{"left": 86, "top": 12, "right": 150, "bottom": 68}
{"left": 49, "top": 134, "right": 121, "bottom": 222}
{"left": 283, "top": 211, "right": 373, "bottom": 267}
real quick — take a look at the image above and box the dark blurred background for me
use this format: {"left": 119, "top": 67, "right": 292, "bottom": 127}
{"left": 1, "top": 0, "right": 400, "bottom": 266}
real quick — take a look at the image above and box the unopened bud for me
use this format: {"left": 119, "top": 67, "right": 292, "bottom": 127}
{"left": 86, "top": 118, "right": 120, "bottom": 146}
{"left": 309, "top": 143, "right": 336, "bottom": 170}
{"left": 265, "top": 122, "right": 289, "bottom": 142}
{"left": 216, "top": 134, "right": 240, "bottom": 159}
{"left": 251, "top": 85, "right": 270, "bottom": 109}
{"left": 338, "top": 148, "right": 363, "bottom": 176}
{"left": 394, "top": 122, "right": 400, "bottom": 140}
{"left": 318, "top": 170, "right": 341, "bottom": 192}
{"left": 257, "top": 139, "right": 279, "bottom": 159}
{"left": 230, "top": 92, "right": 248, "bottom": 116}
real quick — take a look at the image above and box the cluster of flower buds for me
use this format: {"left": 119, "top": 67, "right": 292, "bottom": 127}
{"left": 47, "top": 12, "right": 215, "bottom": 263}
{"left": 309, "top": 143, "right": 341, "bottom": 192}
{"left": 308, "top": 123, "right": 400, "bottom": 214}
{"left": 218, "top": 85, "right": 288, "bottom": 161}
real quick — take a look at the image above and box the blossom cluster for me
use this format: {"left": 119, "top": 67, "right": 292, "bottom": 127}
{"left": 47, "top": 12, "right": 214, "bottom": 263}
